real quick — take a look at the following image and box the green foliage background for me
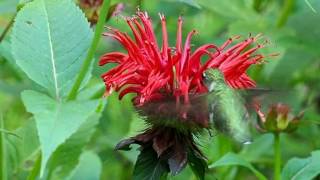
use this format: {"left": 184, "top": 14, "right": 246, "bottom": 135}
{"left": 0, "top": 0, "right": 320, "bottom": 179}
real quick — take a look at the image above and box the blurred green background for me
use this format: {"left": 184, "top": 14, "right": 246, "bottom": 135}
{"left": 1, "top": 0, "right": 320, "bottom": 179}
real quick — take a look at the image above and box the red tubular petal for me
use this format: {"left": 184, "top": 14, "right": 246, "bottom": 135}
{"left": 159, "top": 13, "right": 168, "bottom": 62}
{"left": 137, "top": 11, "right": 159, "bottom": 51}
{"left": 99, "top": 52, "right": 127, "bottom": 65}
{"left": 126, "top": 18, "right": 144, "bottom": 48}
{"left": 149, "top": 42, "right": 163, "bottom": 68}
{"left": 180, "top": 30, "right": 196, "bottom": 74}
{"left": 133, "top": 18, "right": 149, "bottom": 42}
{"left": 176, "top": 17, "right": 183, "bottom": 53}
{"left": 119, "top": 86, "right": 142, "bottom": 100}
{"left": 189, "top": 44, "right": 219, "bottom": 73}
{"left": 220, "top": 44, "right": 261, "bottom": 70}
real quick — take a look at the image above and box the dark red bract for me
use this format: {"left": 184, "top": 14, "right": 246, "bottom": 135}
{"left": 99, "top": 11, "right": 265, "bottom": 107}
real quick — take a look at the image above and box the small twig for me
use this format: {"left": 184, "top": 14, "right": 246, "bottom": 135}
{"left": 0, "top": 14, "right": 16, "bottom": 42}
{"left": 305, "top": 0, "right": 317, "bottom": 13}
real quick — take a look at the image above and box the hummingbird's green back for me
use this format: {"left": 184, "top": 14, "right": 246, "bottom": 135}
{"left": 205, "top": 68, "right": 251, "bottom": 143}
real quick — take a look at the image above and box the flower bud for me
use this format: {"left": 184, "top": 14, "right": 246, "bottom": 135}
{"left": 79, "top": 0, "right": 124, "bottom": 25}
{"left": 256, "top": 103, "right": 303, "bottom": 133}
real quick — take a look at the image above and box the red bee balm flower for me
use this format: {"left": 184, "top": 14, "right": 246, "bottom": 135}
{"left": 100, "top": 12, "right": 264, "bottom": 106}
{"left": 99, "top": 11, "right": 267, "bottom": 177}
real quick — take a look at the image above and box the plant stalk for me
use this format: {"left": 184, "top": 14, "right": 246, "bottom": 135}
{"left": 277, "top": 0, "right": 295, "bottom": 28}
{"left": 67, "top": 0, "right": 111, "bottom": 100}
{"left": 27, "top": 154, "right": 41, "bottom": 180}
{"left": 253, "top": 0, "right": 263, "bottom": 12}
{"left": 274, "top": 133, "right": 281, "bottom": 180}
{"left": 0, "top": 115, "right": 7, "bottom": 180}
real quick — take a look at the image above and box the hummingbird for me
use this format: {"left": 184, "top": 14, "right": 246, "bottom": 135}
{"left": 204, "top": 68, "right": 252, "bottom": 144}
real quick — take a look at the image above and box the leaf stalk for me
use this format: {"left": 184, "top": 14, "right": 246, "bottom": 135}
{"left": 68, "top": 0, "right": 111, "bottom": 100}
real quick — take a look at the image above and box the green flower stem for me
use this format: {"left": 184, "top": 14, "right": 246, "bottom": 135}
{"left": 27, "top": 154, "right": 41, "bottom": 180}
{"left": 0, "top": 115, "right": 7, "bottom": 180}
{"left": 67, "top": 0, "right": 111, "bottom": 101}
{"left": 90, "top": 86, "right": 105, "bottom": 99}
{"left": 274, "top": 133, "right": 281, "bottom": 180}
{"left": 277, "top": 0, "right": 295, "bottom": 28}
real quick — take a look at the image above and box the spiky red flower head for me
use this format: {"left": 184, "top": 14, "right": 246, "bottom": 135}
{"left": 100, "top": 11, "right": 265, "bottom": 108}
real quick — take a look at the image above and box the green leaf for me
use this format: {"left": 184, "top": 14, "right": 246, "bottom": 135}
{"left": 68, "top": 151, "right": 102, "bottom": 180}
{"left": 209, "top": 152, "right": 267, "bottom": 180}
{"left": 27, "top": 154, "right": 41, "bottom": 180}
{"left": 12, "top": 0, "right": 93, "bottom": 100}
{"left": 188, "top": 149, "right": 207, "bottom": 180}
{"left": 133, "top": 146, "right": 169, "bottom": 180}
{"left": 0, "top": 39, "right": 14, "bottom": 64}
{"left": 282, "top": 150, "right": 320, "bottom": 180}
{"left": 46, "top": 104, "right": 104, "bottom": 179}
{"left": 240, "top": 134, "right": 273, "bottom": 162}
{"left": 0, "top": 128, "right": 19, "bottom": 138}
{"left": 5, "top": 118, "right": 40, "bottom": 177}
{"left": 21, "top": 90, "right": 100, "bottom": 177}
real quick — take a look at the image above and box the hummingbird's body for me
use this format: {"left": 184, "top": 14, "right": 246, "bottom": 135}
{"left": 205, "top": 68, "right": 251, "bottom": 143}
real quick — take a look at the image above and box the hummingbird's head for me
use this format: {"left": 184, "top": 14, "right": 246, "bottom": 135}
{"left": 203, "top": 68, "right": 225, "bottom": 91}
{"left": 204, "top": 68, "right": 225, "bottom": 82}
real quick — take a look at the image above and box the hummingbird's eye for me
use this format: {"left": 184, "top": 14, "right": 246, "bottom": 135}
{"left": 202, "top": 72, "right": 207, "bottom": 79}
{"left": 170, "top": 47, "right": 177, "bottom": 55}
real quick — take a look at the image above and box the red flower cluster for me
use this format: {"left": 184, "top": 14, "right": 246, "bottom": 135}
{"left": 102, "top": 12, "right": 271, "bottom": 176}
{"left": 100, "top": 11, "right": 265, "bottom": 106}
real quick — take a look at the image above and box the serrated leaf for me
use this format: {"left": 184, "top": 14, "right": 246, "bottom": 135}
{"left": 11, "top": 0, "right": 93, "bottom": 100}
{"left": 133, "top": 146, "right": 169, "bottom": 180}
{"left": 209, "top": 152, "right": 267, "bottom": 180}
{"left": 67, "top": 151, "right": 102, "bottom": 180}
{"left": 282, "top": 150, "right": 320, "bottom": 180}
{"left": 21, "top": 90, "right": 100, "bottom": 177}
